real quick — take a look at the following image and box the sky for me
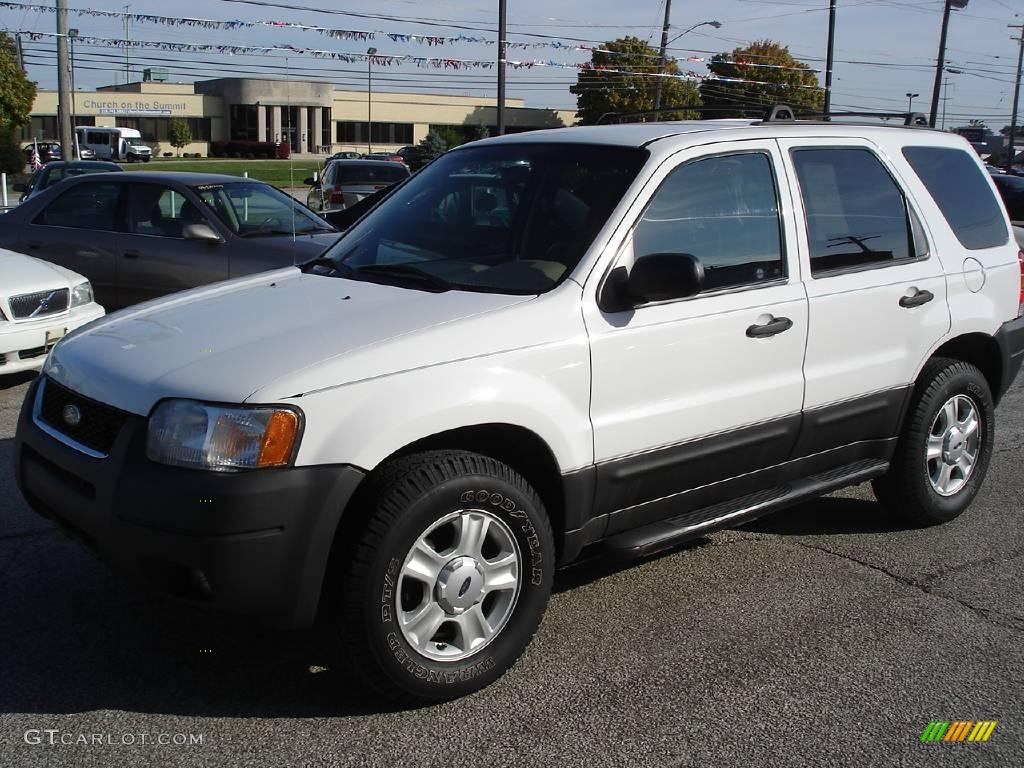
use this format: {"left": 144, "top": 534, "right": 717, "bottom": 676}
{"left": 2, "top": 0, "right": 1023, "bottom": 128}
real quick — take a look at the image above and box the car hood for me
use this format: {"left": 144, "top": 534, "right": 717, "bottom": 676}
{"left": 44, "top": 267, "right": 533, "bottom": 415}
{"left": 0, "top": 248, "right": 82, "bottom": 296}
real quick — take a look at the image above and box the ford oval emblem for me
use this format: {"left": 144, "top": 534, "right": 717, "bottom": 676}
{"left": 61, "top": 404, "right": 81, "bottom": 426}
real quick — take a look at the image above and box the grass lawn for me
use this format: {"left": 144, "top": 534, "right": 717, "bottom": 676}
{"left": 121, "top": 158, "right": 328, "bottom": 188}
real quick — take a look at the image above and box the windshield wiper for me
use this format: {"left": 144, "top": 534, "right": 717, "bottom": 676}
{"left": 300, "top": 256, "right": 353, "bottom": 275}
{"left": 354, "top": 263, "right": 453, "bottom": 292}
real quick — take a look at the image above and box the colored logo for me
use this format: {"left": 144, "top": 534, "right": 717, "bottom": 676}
{"left": 920, "top": 721, "right": 997, "bottom": 742}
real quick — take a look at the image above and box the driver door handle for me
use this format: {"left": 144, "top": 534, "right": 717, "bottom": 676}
{"left": 746, "top": 316, "right": 793, "bottom": 338}
{"left": 899, "top": 289, "right": 934, "bottom": 308}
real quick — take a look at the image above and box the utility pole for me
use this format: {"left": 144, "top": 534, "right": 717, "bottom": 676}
{"left": 367, "top": 47, "right": 377, "bottom": 154}
{"left": 124, "top": 5, "right": 130, "bottom": 84}
{"left": 941, "top": 78, "right": 950, "bottom": 130}
{"left": 652, "top": 0, "right": 673, "bottom": 115}
{"left": 929, "top": 0, "right": 968, "bottom": 128}
{"left": 497, "top": 0, "right": 507, "bottom": 134}
{"left": 1007, "top": 26, "right": 1024, "bottom": 173}
{"left": 824, "top": 0, "right": 837, "bottom": 115}
{"left": 906, "top": 92, "right": 919, "bottom": 113}
{"left": 56, "top": 0, "right": 72, "bottom": 162}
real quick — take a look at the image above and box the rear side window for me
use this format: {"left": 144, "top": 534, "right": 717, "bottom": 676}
{"left": 633, "top": 152, "right": 785, "bottom": 292}
{"left": 902, "top": 146, "right": 1008, "bottom": 250}
{"left": 792, "top": 148, "right": 913, "bottom": 274}
{"left": 33, "top": 182, "right": 121, "bottom": 231}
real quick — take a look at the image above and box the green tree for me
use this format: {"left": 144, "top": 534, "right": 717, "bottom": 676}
{"left": 470, "top": 124, "right": 490, "bottom": 142}
{"left": 699, "top": 40, "right": 823, "bottom": 118}
{"left": 418, "top": 130, "right": 448, "bottom": 163}
{"left": 433, "top": 126, "right": 465, "bottom": 149}
{"left": 571, "top": 36, "right": 702, "bottom": 125}
{"left": 0, "top": 32, "right": 36, "bottom": 173}
{"left": 168, "top": 119, "right": 192, "bottom": 157}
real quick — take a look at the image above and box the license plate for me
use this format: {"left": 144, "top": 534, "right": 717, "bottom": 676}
{"left": 45, "top": 327, "right": 67, "bottom": 346}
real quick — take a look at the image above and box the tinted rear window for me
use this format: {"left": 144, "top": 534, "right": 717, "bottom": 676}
{"left": 902, "top": 146, "right": 1008, "bottom": 250}
{"left": 335, "top": 164, "right": 408, "bottom": 184}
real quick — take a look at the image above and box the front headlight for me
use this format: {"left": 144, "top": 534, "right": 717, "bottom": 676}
{"left": 70, "top": 281, "right": 93, "bottom": 308}
{"left": 146, "top": 400, "right": 301, "bottom": 470}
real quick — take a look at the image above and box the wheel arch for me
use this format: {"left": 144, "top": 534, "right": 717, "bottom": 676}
{"left": 926, "top": 333, "right": 1003, "bottom": 404}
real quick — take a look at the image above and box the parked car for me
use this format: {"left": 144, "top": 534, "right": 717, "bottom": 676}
{"left": 22, "top": 141, "right": 63, "bottom": 164}
{"left": 305, "top": 159, "right": 410, "bottom": 213}
{"left": 12, "top": 118, "right": 1024, "bottom": 704}
{"left": 15, "top": 160, "right": 122, "bottom": 202}
{"left": 329, "top": 151, "right": 362, "bottom": 161}
{"left": 991, "top": 172, "right": 1024, "bottom": 222}
{"left": 363, "top": 152, "right": 405, "bottom": 164}
{"left": 0, "top": 248, "right": 104, "bottom": 375}
{"left": 397, "top": 144, "right": 429, "bottom": 171}
{"left": 0, "top": 172, "right": 340, "bottom": 310}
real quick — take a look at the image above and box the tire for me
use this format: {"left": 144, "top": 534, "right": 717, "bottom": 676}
{"left": 873, "top": 357, "right": 994, "bottom": 526}
{"left": 335, "top": 450, "right": 555, "bottom": 703}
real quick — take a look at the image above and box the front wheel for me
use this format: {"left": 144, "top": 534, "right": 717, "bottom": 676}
{"left": 335, "top": 450, "right": 555, "bottom": 703}
{"left": 873, "top": 358, "right": 995, "bottom": 525}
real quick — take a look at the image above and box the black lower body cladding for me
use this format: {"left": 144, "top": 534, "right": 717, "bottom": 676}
{"left": 995, "top": 314, "right": 1024, "bottom": 402}
{"left": 14, "top": 376, "right": 365, "bottom": 628}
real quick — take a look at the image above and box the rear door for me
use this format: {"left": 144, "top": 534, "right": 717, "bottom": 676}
{"left": 18, "top": 179, "right": 124, "bottom": 308}
{"left": 777, "top": 138, "right": 949, "bottom": 459}
{"left": 119, "top": 182, "right": 229, "bottom": 307}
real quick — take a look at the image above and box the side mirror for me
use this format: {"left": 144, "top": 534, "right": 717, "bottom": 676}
{"left": 600, "top": 252, "right": 704, "bottom": 312}
{"left": 304, "top": 176, "right": 319, "bottom": 187}
{"left": 182, "top": 222, "right": 222, "bottom": 243}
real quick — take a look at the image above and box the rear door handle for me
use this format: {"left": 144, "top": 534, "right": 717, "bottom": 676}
{"left": 746, "top": 316, "right": 793, "bottom": 338}
{"left": 123, "top": 251, "right": 140, "bottom": 260}
{"left": 899, "top": 289, "right": 934, "bottom": 308}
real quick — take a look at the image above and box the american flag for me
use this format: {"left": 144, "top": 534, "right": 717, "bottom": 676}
{"left": 30, "top": 141, "right": 42, "bottom": 171}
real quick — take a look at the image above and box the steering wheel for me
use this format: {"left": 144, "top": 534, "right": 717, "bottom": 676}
{"left": 256, "top": 216, "right": 285, "bottom": 231}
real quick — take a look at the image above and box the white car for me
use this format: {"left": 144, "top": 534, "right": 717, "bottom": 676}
{"left": 0, "top": 249, "right": 104, "bottom": 374}
{"left": 13, "top": 114, "right": 1024, "bottom": 703}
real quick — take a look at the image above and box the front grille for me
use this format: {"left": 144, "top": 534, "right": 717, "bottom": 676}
{"left": 9, "top": 288, "right": 69, "bottom": 320}
{"left": 20, "top": 346, "right": 48, "bottom": 360}
{"left": 38, "top": 378, "right": 128, "bottom": 455}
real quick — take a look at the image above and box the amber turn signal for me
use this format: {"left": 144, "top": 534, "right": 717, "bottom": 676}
{"left": 257, "top": 410, "right": 300, "bottom": 467}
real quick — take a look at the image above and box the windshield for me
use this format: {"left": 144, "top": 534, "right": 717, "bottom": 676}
{"left": 191, "top": 181, "right": 335, "bottom": 237}
{"left": 334, "top": 164, "right": 409, "bottom": 184}
{"left": 127, "top": 137, "right": 147, "bottom": 146}
{"left": 316, "top": 143, "right": 646, "bottom": 294}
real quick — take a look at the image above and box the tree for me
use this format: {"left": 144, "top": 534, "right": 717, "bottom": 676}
{"left": 699, "top": 40, "right": 823, "bottom": 118}
{"left": 418, "top": 130, "right": 448, "bottom": 162}
{"left": 470, "top": 124, "right": 490, "bottom": 142}
{"left": 0, "top": 32, "right": 36, "bottom": 174}
{"left": 571, "top": 36, "right": 702, "bottom": 125}
{"left": 434, "top": 125, "right": 465, "bottom": 149}
{"left": 168, "top": 119, "right": 192, "bottom": 157}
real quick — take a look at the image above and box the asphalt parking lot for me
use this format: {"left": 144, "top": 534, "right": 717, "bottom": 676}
{"left": 0, "top": 371, "right": 1021, "bottom": 768}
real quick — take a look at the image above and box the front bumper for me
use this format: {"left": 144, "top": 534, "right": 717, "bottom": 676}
{"left": 995, "top": 314, "right": 1024, "bottom": 402}
{"left": 0, "top": 304, "right": 105, "bottom": 375}
{"left": 14, "top": 377, "right": 365, "bottom": 627}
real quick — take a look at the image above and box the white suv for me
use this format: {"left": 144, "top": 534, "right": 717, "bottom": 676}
{"left": 14, "top": 116, "right": 1024, "bottom": 703}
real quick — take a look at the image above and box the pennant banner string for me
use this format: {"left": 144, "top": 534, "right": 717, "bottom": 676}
{"left": 0, "top": 1, "right": 821, "bottom": 72}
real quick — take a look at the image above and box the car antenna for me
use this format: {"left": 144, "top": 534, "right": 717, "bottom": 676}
{"left": 287, "top": 55, "right": 297, "bottom": 248}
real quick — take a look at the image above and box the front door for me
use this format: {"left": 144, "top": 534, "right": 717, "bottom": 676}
{"left": 119, "top": 182, "right": 229, "bottom": 308}
{"left": 777, "top": 139, "right": 950, "bottom": 458}
{"left": 584, "top": 140, "right": 808, "bottom": 533}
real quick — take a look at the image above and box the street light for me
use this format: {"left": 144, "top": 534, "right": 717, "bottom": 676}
{"left": 367, "top": 46, "right": 377, "bottom": 154}
{"left": 906, "top": 92, "right": 919, "bottom": 113}
{"left": 653, "top": 18, "right": 722, "bottom": 114}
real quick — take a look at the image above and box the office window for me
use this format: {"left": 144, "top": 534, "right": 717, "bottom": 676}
{"left": 336, "top": 121, "right": 412, "bottom": 145}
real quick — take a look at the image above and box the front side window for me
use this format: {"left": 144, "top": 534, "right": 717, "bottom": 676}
{"left": 34, "top": 182, "right": 121, "bottom": 231}
{"left": 127, "top": 184, "right": 206, "bottom": 238}
{"left": 316, "top": 143, "right": 647, "bottom": 294}
{"left": 903, "top": 146, "right": 1009, "bottom": 250}
{"left": 633, "top": 152, "right": 785, "bottom": 292}
{"left": 190, "top": 182, "right": 334, "bottom": 237}
{"left": 333, "top": 164, "right": 410, "bottom": 185}
{"left": 792, "top": 148, "right": 913, "bottom": 274}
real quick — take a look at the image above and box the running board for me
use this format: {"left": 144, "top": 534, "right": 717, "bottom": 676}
{"left": 602, "top": 459, "right": 890, "bottom": 559}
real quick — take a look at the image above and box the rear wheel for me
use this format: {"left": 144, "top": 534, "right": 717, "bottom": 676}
{"left": 335, "top": 450, "right": 555, "bottom": 703}
{"left": 873, "top": 357, "right": 994, "bottom": 525}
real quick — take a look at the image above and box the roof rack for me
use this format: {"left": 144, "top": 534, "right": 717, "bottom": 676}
{"left": 595, "top": 103, "right": 931, "bottom": 127}
{"left": 760, "top": 105, "right": 930, "bottom": 127}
